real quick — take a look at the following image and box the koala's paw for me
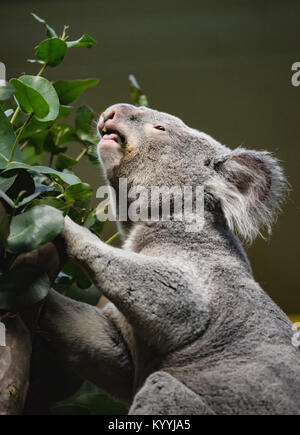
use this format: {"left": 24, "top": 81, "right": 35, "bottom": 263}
{"left": 61, "top": 216, "right": 100, "bottom": 260}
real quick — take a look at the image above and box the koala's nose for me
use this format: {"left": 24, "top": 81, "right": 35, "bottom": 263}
{"left": 98, "top": 104, "right": 137, "bottom": 132}
{"left": 98, "top": 109, "right": 115, "bottom": 131}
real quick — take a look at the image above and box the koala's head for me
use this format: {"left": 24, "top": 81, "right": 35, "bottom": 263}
{"left": 97, "top": 103, "right": 288, "bottom": 242}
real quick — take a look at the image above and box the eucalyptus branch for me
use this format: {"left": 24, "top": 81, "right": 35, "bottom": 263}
{"left": 105, "top": 232, "right": 120, "bottom": 245}
{"left": 8, "top": 113, "right": 33, "bottom": 162}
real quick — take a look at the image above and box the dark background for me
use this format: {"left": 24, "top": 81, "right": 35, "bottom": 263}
{"left": 1, "top": 0, "right": 299, "bottom": 315}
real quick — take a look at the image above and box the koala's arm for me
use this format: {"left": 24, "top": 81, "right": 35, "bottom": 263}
{"left": 39, "top": 289, "right": 134, "bottom": 404}
{"left": 59, "top": 217, "right": 209, "bottom": 352}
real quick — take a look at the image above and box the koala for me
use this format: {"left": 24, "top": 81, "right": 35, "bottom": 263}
{"left": 39, "top": 103, "right": 300, "bottom": 415}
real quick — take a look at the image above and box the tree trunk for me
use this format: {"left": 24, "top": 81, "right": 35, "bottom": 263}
{"left": 0, "top": 240, "right": 65, "bottom": 414}
{"left": 0, "top": 315, "right": 31, "bottom": 415}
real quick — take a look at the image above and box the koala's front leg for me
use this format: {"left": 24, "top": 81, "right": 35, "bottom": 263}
{"left": 40, "top": 290, "right": 133, "bottom": 404}
{"left": 62, "top": 217, "right": 209, "bottom": 352}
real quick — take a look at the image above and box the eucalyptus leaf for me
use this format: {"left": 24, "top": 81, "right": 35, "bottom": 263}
{"left": 31, "top": 13, "right": 58, "bottom": 38}
{"left": 66, "top": 34, "right": 97, "bottom": 48}
{"left": 57, "top": 105, "right": 72, "bottom": 120}
{"left": 7, "top": 204, "right": 64, "bottom": 254}
{"left": 50, "top": 124, "right": 77, "bottom": 145}
{"left": 75, "top": 392, "right": 127, "bottom": 415}
{"left": 63, "top": 261, "right": 92, "bottom": 290}
{"left": 29, "top": 197, "right": 68, "bottom": 213}
{"left": 27, "top": 59, "right": 46, "bottom": 65}
{"left": 55, "top": 154, "right": 78, "bottom": 171}
{"left": 4, "top": 162, "right": 81, "bottom": 185}
{"left": 16, "top": 184, "right": 54, "bottom": 207}
{"left": 87, "top": 145, "right": 101, "bottom": 166}
{"left": 53, "top": 79, "right": 99, "bottom": 105}
{"left": 20, "top": 117, "right": 55, "bottom": 139}
{"left": 44, "top": 132, "right": 67, "bottom": 155}
{"left": 22, "top": 145, "right": 44, "bottom": 165}
{"left": 5, "top": 169, "right": 35, "bottom": 201}
{"left": 84, "top": 211, "right": 104, "bottom": 237}
{"left": 0, "top": 264, "right": 50, "bottom": 311}
{"left": 10, "top": 75, "right": 60, "bottom": 122}
{"left": 0, "top": 202, "right": 9, "bottom": 248}
{"left": 10, "top": 78, "right": 48, "bottom": 119}
{"left": 66, "top": 282, "right": 100, "bottom": 305}
{"left": 0, "top": 105, "right": 21, "bottom": 165}
{"left": 75, "top": 105, "right": 95, "bottom": 142}
{"left": 0, "top": 189, "right": 15, "bottom": 208}
{"left": 129, "top": 74, "right": 149, "bottom": 107}
{"left": 35, "top": 38, "right": 68, "bottom": 67}
{"left": 0, "top": 172, "right": 18, "bottom": 192}
{"left": 63, "top": 183, "right": 93, "bottom": 203}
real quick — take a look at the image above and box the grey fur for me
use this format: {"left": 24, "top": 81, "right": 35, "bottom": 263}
{"left": 40, "top": 104, "right": 299, "bottom": 415}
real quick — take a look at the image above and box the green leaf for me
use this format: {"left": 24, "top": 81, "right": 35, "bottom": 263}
{"left": 5, "top": 169, "right": 35, "bottom": 201}
{"left": 10, "top": 75, "right": 60, "bottom": 122}
{"left": 20, "top": 117, "right": 55, "bottom": 139}
{"left": 87, "top": 145, "right": 101, "bottom": 166}
{"left": 31, "top": 13, "right": 58, "bottom": 38}
{"left": 55, "top": 154, "right": 78, "bottom": 171}
{"left": 25, "top": 131, "right": 48, "bottom": 153}
{"left": 27, "top": 59, "right": 46, "bottom": 65}
{"left": 84, "top": 211, "right": 104, "bottom": 237}
{"left": 75, "top": 105, "right": 95, "bottom": 142}
{"left": 35, "top": 38, "right": 68, "bottom": 67}
{"left": 4, "top": 162, "right": 81, "bottom": 185}
{"left": 51, "top": 380, "right": 127, "bottom": 415}
{"left": 129, "top": 74, "right": 149, "bottom": 107}
{"left": 11, "top": 79, "right": 48, "bottom": 119}
{"left": 50, "top": 123, "right": 77, "bottom": 145}
{"left": 62, "top": 261, "right": 92, "bottom": 290}
{"left": 7, "top": 205, "right": 64, "bottom": 254}
{"left": 0, "top": 202, "right": 9, "bottom": 248}
{"left": 61, "top": 281, "right": 100, "bottom": 304}
{"left": 63, "top": 183, "right": 93, "bottom": 203}
{"left": 66, "top": 34, "right": 97, "bottom": 48}
{"left": 0, "top": 172, "right": 18, "bottom": 192}
{"left": 16, "top": 184, "right": 54, "bottom": 208}
{"left": 0, "top": 80, "right": 15, "bottom": 101}
{"left": 75, "top": 392, "right": 127, "bottom": 415}
{"left": 57, "top": 105, "right": 72, "bottom": 120}
{"left": 0, "top": 264, "right": 50, "bottom": 311}
{"left": 22, "top": 145, "right": 44, "bottom": 165}
{"left": 29, "top": 197, "right": 68, "bottom": 213}
{"left": 44, "top": 132, "right": 67, "bottom": 155}
{"left": 53, "top": 79, "right": 99, "bottom": 105}
{"left": 0, "top": 168, "right": 37, "bottom": 207}
{"left": 0, "top": 105, "right": 21, "bottom": 167}
{"left": 0, "top": 189, "right": 15, "bottom": 208}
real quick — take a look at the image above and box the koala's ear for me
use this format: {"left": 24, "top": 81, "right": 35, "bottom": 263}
{"left": 206, "top": 148, "right": 288, "bottom": 242}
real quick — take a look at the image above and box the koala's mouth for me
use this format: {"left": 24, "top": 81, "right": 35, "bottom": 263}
{"left": 100, "top": 128, "right": 127, "bottom": 147}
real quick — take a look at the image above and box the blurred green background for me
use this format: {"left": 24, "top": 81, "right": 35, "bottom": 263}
{"left": 1, "top": 0, "right": 299, "bottom": 315}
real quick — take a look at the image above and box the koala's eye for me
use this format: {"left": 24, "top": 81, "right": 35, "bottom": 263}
{"left": 154, "top": 125, "right": 166, "bottom": 131}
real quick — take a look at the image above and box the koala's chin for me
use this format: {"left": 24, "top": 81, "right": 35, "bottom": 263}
{"left": 97, "top": 140, "right": 124, "bottom": 173}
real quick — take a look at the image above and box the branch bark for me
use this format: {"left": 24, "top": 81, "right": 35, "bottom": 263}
{"left": 0, "top": 315, "right": 31, "bottom": 415}
{"left": 0, "top": 240, "right": 65, "bottom": 415}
